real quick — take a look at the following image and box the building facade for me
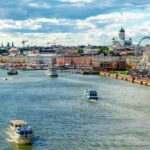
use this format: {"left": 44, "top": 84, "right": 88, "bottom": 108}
{"left": 25, "top": 53, "right": 57, "bottom": 65}
{"left": 112, "top": 27, "right": 133, "bottom": 49}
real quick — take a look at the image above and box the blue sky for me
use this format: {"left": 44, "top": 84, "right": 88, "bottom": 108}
{"left": 0, "top": 0, "right": 150, "bottom": 46}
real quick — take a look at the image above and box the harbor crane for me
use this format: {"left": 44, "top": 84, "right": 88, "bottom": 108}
{"left": 46, "top": 42, "right": 53, "bottom": 47}
{"left": 46, "top": 40, "right": 56, "bottom": 47}
{"left": 22, "top": 39, "right": 28, "bottom": 47}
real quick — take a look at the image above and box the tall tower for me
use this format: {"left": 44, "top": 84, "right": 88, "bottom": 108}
{"left": 119, "top": 27, "right": 125, "bottom": 41}
{"left": 1, "top": 42, "right": 4, "bottom": 48}
{"left": 12, "top": 42, "right": 14, "bottom": 48}
{"left": 6, "top": 42, "right": 10, "bottom": 48}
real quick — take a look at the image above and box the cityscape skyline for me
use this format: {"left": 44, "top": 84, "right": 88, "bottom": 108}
{"left": 0, "top": 0, "right": 150, "bottom": 46}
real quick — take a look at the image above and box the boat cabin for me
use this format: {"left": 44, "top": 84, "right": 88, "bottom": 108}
{"left": 9, "top": 120, "right": 33, "bottom": 134}
{"left": 84, "top": 90, "right": 98, "bottom": 100}
{"left": 89, "top": 91, "right": 97, "bottom": 97}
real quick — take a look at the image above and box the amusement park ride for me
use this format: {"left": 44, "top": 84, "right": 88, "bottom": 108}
{"left": 135, "top": 36, "right": 150, "bottom": 73}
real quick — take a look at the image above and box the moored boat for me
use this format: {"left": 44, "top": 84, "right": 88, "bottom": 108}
{"left": 45, "top": 66, "right": 58, "bottom": 77}
{"left": 83, "top": 90, "right": 98, "bottom": 101}
{"left": 7, "top": 68, "right": 18, "bottom": 75}
{"left": 8, "top": 120, "right": 33, "bottom": 144}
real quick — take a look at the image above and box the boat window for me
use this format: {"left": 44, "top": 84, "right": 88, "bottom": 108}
{"left": 90, "top": 91, "right": 97, "bottom": 96}
{"left": 28, "top": 130, "right": 33, "bottom": 134}
{"left": 20, "top": 130, "right": 24, "bottom": 135}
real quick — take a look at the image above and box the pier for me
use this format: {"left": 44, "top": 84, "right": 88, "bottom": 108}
{"left": 100, "top": 71, "right": 150, "bottom": 86}
{"left": 57, "top": 69, "right": 81, "bottom": 74}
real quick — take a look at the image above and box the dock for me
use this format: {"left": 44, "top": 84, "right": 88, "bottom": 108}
{"left": 100, "top": 71, "right": 150, "bottom": 86}
{"left": 57, "top": 69, "right": 81, "bottom": 74}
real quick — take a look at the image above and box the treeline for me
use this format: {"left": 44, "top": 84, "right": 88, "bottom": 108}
{"left": 77, "top": 46, "right": 114, "bottom": 55}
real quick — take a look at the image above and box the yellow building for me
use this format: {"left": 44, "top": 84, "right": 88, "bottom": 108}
{"left": 0, "top": 55, "right": 9, "bottom": 63}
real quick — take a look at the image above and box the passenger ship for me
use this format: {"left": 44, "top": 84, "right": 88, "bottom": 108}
{"left": 7, "top": 68, "right": 18, "bottom": 75}
{"left": 8, "top": 120, "right": 33, "bottom": 144}
{"left": 45, "top": 66, "right": 58, "bottom": 77}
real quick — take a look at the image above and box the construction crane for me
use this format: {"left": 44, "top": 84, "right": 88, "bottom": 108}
{"left": 22, "top": 39, "right": 28, "bottom": 47}
{"left": 46, "top": 42, "right": 53, "bottom": 47}
{"left": 46, "top": 40, "right": 56, "bottom": 47}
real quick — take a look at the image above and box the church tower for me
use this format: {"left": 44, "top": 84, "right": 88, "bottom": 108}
{"left": 6, "top": 42, "right": 10, "bottom": 48}
{"left": 119, "top": 27, "right": 125, "bottom": 41}
{"left": 12, "top": 42, "right": 14, "bottom": 47}
{"left": 1, "top": 42, "right": 4, "bottom": 48}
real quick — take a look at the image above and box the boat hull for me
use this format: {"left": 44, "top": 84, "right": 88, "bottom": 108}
{"left": 10, "top": 135, "right": 32, "bottom": 144}
{"left": 89, "top": 99, "right": 97, "bottom": 102}
{"left": 7, "top": 127, "right": 33, "bottom": 144}
{"left": 45, "top": 71, "right": 58, "bottom": 77}
{"left": 7, "top": 72, "right": 18, "bottom": 75}
{"left": 84, "top": 96, "right": 98, "bottom": 100}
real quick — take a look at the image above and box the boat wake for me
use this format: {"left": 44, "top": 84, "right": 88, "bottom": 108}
{"left": 89, "top": 99, "right": 98, "bottom": 103}
{"left": 5, "top": 137, "right": 14, "bottom": 143}
{"left": 5, "top": 130, "right": 14, "bottom": 143}
{"left": 5, "top": 131, "right": 20, "bottom": 144}
{"left": 1, "top": 77, "right": 12, "bottom": 81}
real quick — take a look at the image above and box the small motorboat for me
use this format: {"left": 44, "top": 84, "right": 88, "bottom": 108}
{"left": 45, "top": 66, "right": 58, "bottom": 77}
{"left": 83, "top": 90, "right": 98, "bottom": 101}
{"left": 7, "top": 68, "right": 18, "bottom": 75}
{"left": 7, "top": 120, "right": 33, "bottom": 144}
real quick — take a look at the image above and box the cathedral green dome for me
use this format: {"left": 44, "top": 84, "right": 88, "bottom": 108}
{"left": 120, "top": 27, "right": 125, "bottom": 32}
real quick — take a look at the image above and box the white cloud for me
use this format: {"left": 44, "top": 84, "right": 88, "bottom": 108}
{"left": 60, "top": 0, "right": 93, "bottom": 3}
{"left": 86, "top": 12, "right": 150, "bottom": 24}
{"left": 28, "top": 2, "right": 52, "bottom": 9}
{"left": 1, "top": 9, "right": 150, "bottom": 46}
{"left": 0, "top": 19, "right": 41, "bottom": 30}
{"left": 127, "top": 21, "right": 150, "bottom": 37}
{"left": 58, "top": 0, "right": 94, "bottom": 8}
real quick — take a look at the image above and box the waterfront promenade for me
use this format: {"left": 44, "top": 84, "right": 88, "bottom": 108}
{"left": 1, "top": 61, "right": 149, "bottom": 87}
{"left": 100, "top": 71, "right": 150, "bottom": 86}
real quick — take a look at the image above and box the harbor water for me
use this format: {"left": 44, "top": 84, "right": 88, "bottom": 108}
{"left": 0, "top": 70, "right": 150, "bottom": 150}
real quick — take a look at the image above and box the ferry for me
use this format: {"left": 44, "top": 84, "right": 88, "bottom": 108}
{"left": 83, "top": 90, "right": 98, "bottom": 101}
{"left": 8, "top": 120, "right": 33, "bottom": 144}
{"left": 7, "top": 68, "right": 18, "bottom": 75}
{"left": 45, "top": 66, "right": 58, "bottom": 77}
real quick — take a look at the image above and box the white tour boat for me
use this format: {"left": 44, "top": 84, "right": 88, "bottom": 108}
{"left": 7, "top": 68, "right": 18, "bottom": 75}
{"left": 45, "top": 66, "right": 58, "bottom": 77}
{"left": 8, "top": 120, "right": 33, "bottom": 144}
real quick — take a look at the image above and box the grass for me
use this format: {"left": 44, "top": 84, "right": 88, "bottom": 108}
{"left": 109, "top": 70, "right": 129, "bottom": 75}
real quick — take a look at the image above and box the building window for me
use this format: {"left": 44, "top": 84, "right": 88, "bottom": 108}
{"left": 100, "top": 63, "right": 109, "bottom": 67}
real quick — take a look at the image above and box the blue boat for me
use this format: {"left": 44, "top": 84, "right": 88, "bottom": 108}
{"left": 83, "top": 90, "right": 98, "bottom": 101}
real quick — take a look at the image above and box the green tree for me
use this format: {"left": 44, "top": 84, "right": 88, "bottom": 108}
{"left": 97, "top": 46, "right": 110, "bottom": 55}
{"left": 77, "top": 48, "right": 83, "bottom": 54}
{"left": 108, "top": 50, "right": 115, "bottom": 55}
